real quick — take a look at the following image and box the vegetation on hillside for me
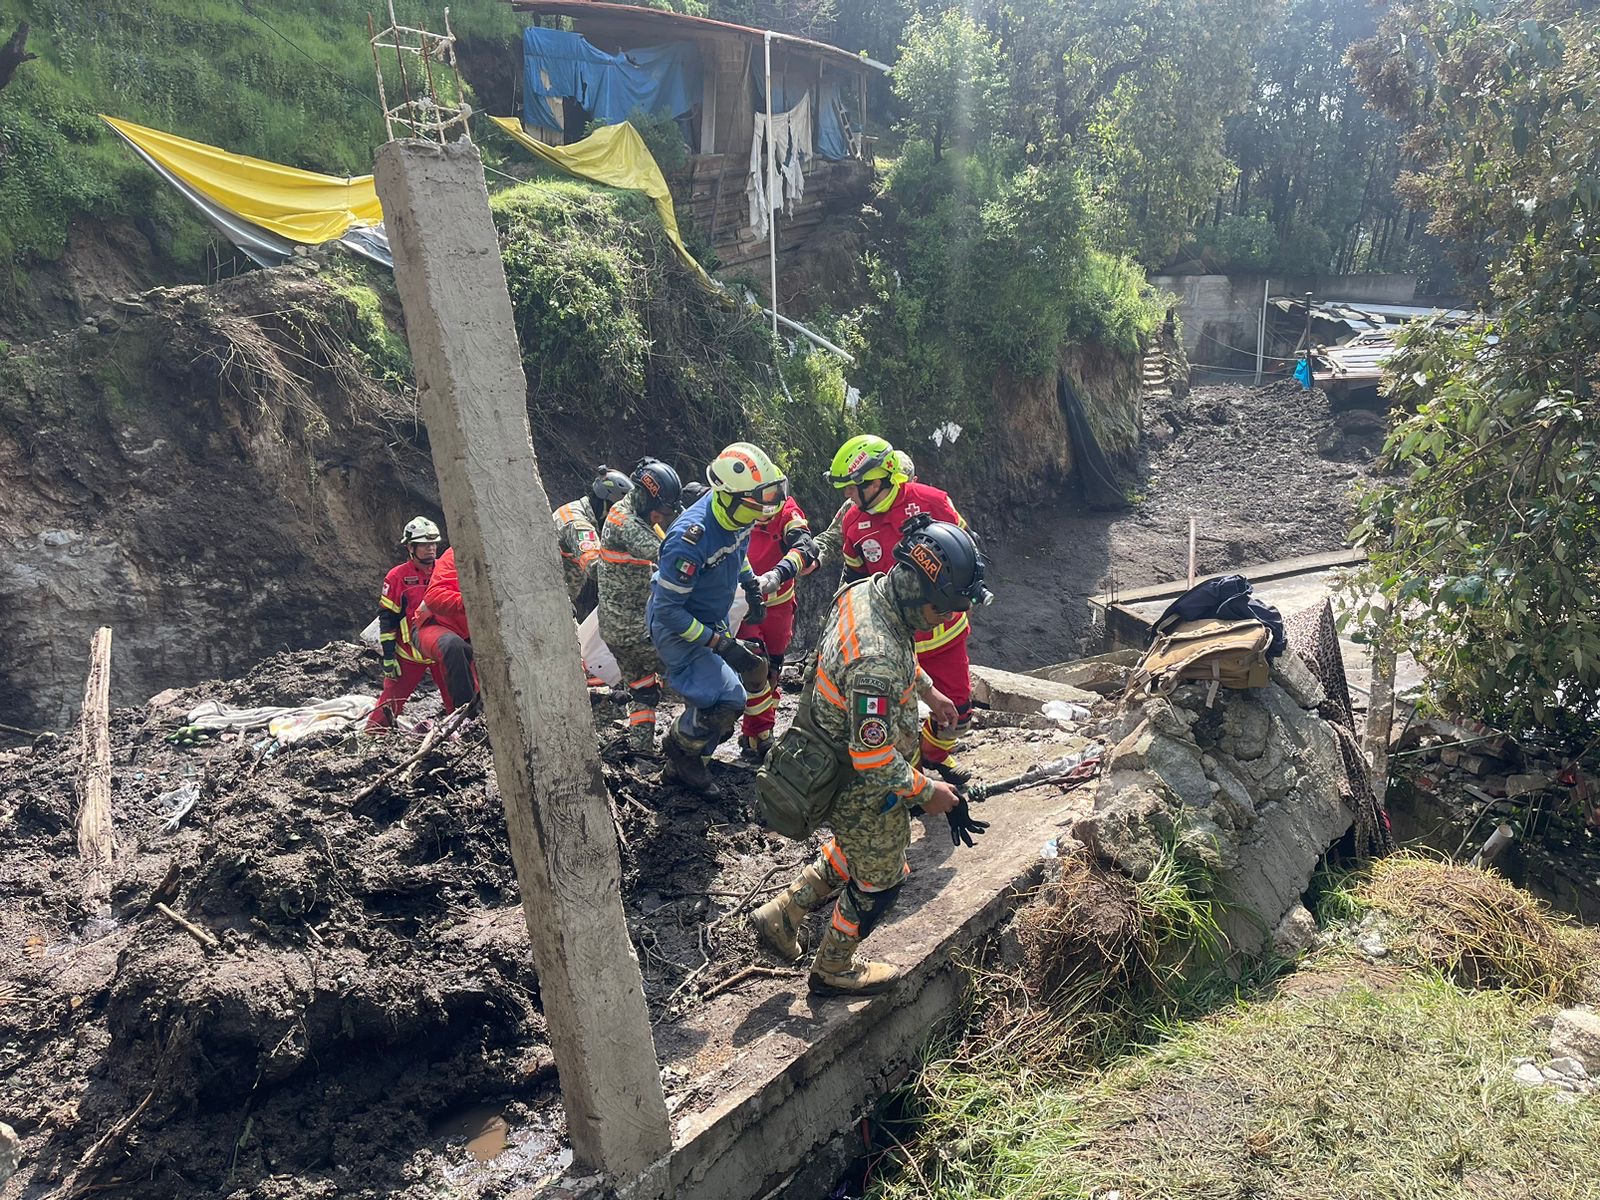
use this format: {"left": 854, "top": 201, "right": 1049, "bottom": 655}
{"left": 1346, "top": 0, "right": 1600, "bottom": 746}
{"left": 0, "top": 0, "right": 516, "bottom": 280}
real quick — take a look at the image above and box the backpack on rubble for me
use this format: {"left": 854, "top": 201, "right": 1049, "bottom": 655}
{"left": 1127, "top": 616, "right": 1272, "bottom": 703}
{"left": 1148, "top": 573, "right": 1286, "bottom": 657}
{"left": 755, "top": 655, "right": 848, "bottom": 840}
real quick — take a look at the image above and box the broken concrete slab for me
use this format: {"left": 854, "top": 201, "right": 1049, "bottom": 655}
{"left": 1028, "top": 649, "right": 1142, "bottom": 696}
{"left": 970, "top": 664, "right": 1099, "bottom": 714}
{"left": 519, "top": 732, "right": 1099, "bottom": 1200}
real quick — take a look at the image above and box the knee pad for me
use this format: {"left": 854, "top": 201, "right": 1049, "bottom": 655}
{"left": 845, "top": 880, "right": 904, "bottom": 939}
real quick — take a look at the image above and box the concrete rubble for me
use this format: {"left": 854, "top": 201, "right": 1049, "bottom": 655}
{"left": 1071, "top": 653, "right": 1355, "bottom": 954}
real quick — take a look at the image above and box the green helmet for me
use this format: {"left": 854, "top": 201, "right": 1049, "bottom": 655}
{"left": 827, "top": 434, "right": 895, "bottom": 489}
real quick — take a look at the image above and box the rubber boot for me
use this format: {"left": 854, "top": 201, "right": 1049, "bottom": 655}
{"left": 662, "top": 726, "right": 716, "bottom": 793}
{"left": 808, "top": 924, "right": 900, "bottom": 996}
{"left": 750, "top": 863, "right": 834, "bottom": 962}
{"left": 739, "top": 730, "right": 773, "bottom": 763}
{"left": 627, "top": 715, "right": 657, "bottom": 753}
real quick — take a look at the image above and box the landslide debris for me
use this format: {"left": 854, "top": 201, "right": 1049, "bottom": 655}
{"left": 0, "top": 642, "right": 795, "bottom": 1199}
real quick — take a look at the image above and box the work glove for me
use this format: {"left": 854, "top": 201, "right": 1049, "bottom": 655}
{"left": 713, "top": 634, "right": 764, "bottom": 676}
{"left": 946, "top": 798, "right": 990, "bottom": 849}
{"left": 756, "top": 561, "right": 794, "bottom": 597}
{"left": 740, "top": 578, "right": 767, "bottom": 624}
{"left": 381, "top": 654, "right": 403, "bottom": 679}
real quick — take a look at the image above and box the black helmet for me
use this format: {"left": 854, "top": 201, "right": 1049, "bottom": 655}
{"left": 591, "top": 465, "right": 633, "bottom": 512}
{"left": 892, "top": 515, "right": 992, "bottom": 614}
{"left": 680, "top": 480, "right": 708, "bottom": 505}
{"left": 630, "top": 457, "right": 682, "bottom": 515}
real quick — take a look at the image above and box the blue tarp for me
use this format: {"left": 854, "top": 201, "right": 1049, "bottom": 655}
{"left": 752, "top": 63, "right": 853, "bottom": 161}
{"left": 521, "top": 27, "right": 702, "bottom": 138}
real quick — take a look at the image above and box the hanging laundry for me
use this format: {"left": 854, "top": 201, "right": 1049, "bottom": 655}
{"left": 747, "top": 93, "right": 813, "bottom": 240}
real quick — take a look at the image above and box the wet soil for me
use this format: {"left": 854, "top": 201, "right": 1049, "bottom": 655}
{"left": 0, "top": 640, "right": 1081, "bottom": 1199}
{"left": 0, "top": 642, "right": 807, "bottom": 1199}
{"left": 968, "top": 379, "right": 1383, "bottom": 673}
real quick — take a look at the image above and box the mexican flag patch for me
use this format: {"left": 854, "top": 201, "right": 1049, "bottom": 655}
{"left": 857, "top": 695, "right": 887, "bottom": 716}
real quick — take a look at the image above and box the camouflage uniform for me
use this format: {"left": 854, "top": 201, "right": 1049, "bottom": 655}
{"left": 552, "top": 496, "right": 602, "bottom": 612}
{"left": 597, "top": 501, "right": 666, "bottom": 750}
{"left": 752, "top": 572, "right": 936, "bottom": 988}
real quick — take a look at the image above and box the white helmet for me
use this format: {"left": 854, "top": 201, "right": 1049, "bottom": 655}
{"left": 401, "top": 516, "right": 442, "bottom": 545}
{"left": 706, "top": 442, "right": 787, "bottom": 519}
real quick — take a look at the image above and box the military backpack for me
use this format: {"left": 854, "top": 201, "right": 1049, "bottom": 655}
{"left": 755, "top": 655, "right": 849, "bottom": 840}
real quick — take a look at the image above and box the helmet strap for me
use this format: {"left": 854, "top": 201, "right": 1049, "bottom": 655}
{"left": 865, "top": 478, "right": 900, "bottom": 515}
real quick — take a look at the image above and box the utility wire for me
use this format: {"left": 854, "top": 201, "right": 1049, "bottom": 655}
{"left": 226, "top": 0, "right": 387, "bottom": 117}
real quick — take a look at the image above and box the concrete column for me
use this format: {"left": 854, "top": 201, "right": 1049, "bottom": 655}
{"left": 373, "top": 139, "right": 671, "bottom": 1183}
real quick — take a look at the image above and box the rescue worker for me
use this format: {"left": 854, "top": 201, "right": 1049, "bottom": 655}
{"left": 811, "top": 435, "right": 977, "bottom": 783}
{"left": 648, "top": 442, "right": 787, "bottom": 792}
{"left": 751, "top": 518, "right": 992, "bottom": 995}
{"left": 367, "top": 517, "right": 448, "bottom": 731}
{"left": 597, "top": 458, "right": 683, "bottom": 751}
{"left": 553, "top": 466, "right": 633, "bottom": 618}
{"left": 412, "top": 545, "right": 481, "bottom": 715}
{"left": 737, "top": 491, "right": 817, "bottom": 761}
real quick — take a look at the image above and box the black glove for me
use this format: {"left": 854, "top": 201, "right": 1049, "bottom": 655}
{"left": 946, "top": 798, "right": 990, "bottom": 848}
{"left": 381, "top": 654, "right": 402, "bottom": 679}
{"left": 713, "top": 634, "right": 764, "bottom": 676}
{"left": 741, "top": 578, "right": 767, "bottom": 624}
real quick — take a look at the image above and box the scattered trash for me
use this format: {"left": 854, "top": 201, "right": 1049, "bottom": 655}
{"left": 1041, "top": 837, "right": 1060, "bottom": 859}
{"left": 150, "top": 782, "right": 201, "bottom": 834}
{"left": 1041, "top": 699, "right": 1090, "bottom": 725}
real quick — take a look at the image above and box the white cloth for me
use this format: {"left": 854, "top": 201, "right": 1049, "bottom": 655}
{"left": 747, "top": 94, "right": 813, "bottom": 239}
{"left": 184, "top": 695, "right": 375, "bottom": 744}
{"left": 579, "top": 590, "right": 748, "bottom": 690}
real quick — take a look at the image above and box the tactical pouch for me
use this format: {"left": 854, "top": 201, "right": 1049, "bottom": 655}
{"left": 1127, "top": 616, "right": 1272, "bottom": 704}
{"left": 755, "top": 657, "right": 846, "bottom": 840}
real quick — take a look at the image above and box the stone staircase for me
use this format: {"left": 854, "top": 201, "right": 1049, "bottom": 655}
{"left": 1141, "top": 348, "right": 1172, "bottom": 402}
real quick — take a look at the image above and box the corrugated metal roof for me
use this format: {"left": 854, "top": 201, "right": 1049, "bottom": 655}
{"left": 506, "top": 1, "right": 889, "bottom": 72}
{"left": 1312, "top": 330, "right": 1394, "bottom": 383}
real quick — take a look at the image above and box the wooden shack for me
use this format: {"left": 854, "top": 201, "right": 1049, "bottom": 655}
{"left": 508, "top": 0, "right": 879, "bottom": 267}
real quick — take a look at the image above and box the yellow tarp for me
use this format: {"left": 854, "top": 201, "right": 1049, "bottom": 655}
{"left": 100, "top": 115, "right": 382, "bottom": 245}
{"left": 489, "top": 116, "right": 720, "bottom": 295}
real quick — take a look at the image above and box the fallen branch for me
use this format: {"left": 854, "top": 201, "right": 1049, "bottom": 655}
{"left": 155, "top": 902, "right": 219, "bottom": 950}
{"left": 0, "top": 719, "right": 43, "bottom": 739}
{"left": 77, "top": 628, "right": 115, "bottom": 908}
{"left": 708, "top": 860, "right": 801, "bottom": 932}
{"left": 64, "top": 1088, "right": 155, "bottom": 1198}
{"left": 351, "top": 706, "right": 472, "bottom": 805}
{"left": 700, "top": 964, "right": 802, "bottom": 1001}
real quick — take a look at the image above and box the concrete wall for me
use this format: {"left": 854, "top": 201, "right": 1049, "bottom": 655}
{"left": 1150, "top": 272, "right": 1418, "bottom": 369}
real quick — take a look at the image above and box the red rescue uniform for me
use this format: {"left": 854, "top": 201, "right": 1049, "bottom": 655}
{"left": 737, "top": 497, "right": 810, "bottom": 740}
{"left": 836, "top": 482, "right": 971, "bottom": 765}
{"left": 368, "top": 558, "right": 448, "bottom": 730}
{"left": 414, "top": 547, "right": 480, "bottom": 712}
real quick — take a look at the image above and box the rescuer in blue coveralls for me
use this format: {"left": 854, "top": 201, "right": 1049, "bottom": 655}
{"left": 648, "top": 442, "right": 788, "bottom": 793}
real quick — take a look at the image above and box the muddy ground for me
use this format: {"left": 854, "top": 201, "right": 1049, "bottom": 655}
{"left": 0, "top": 640, "right": 1080, "bottom": 1199}
{"left": 968, "top": 378, "right": 1383, "bottom": 673}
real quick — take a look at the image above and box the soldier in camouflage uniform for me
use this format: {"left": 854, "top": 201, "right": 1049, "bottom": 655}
{"left": 597, "top": 459, "right": 682, "bottom": 751}
{"left": 553, "top": 466, "right": 633, "bottom": 617}
{"left": 751, "top": 518, "right": 993, "bottom": 996}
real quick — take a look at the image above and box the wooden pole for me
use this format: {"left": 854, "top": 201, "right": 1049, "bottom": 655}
{"left": 765, "top": 31, "right": 778, "bottom": 337}
{"left": 77, "top": 627, "right": 115, "bottom": 909}
{"left": 1254, "top": 277, "right": 1269, "bottom": 385}
{"left": 374, "top": 138, "right": 671, "bottom": 1182}
{"left": 1187, "top": 516, "right": 1197, "bottom": 589}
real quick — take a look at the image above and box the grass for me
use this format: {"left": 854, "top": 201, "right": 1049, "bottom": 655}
{"left": 868, "top": 855, "right": 1600, "bottom": 1200}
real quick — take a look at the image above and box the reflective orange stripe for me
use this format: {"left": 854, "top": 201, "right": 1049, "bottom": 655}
{"left": 821, "top": 838, "right": 849, "bottom": 880}
{"left": 837, "top": 589, "right": 862, "bottom": 662}
{"left": 814, "top": 669, "right": 846, "bottom": 709}
{"left": 850, "top": 746, "right": 895, "bottom": 769}
{"left": 895, "top": 768, "right": 929, "bottom": 798}
{"left": 627, "top": 673, "right": 659, "bottom": 689}
{"left": 599, "top": 547, "right": 655, "bottom": 566}
{"left": 628, "top": 710, "right": 657, "bottom": 725}
{"left": 915, "top": 612, "right": 970, "bottom": 652}
{"left": 578, "top": 547, "right": 601, "bottom": 568}
{"left": 830, "top": 902, "right": 859, "bottom": 936}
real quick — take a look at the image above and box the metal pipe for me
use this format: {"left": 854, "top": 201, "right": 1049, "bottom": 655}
{"left": 1254, "top": 277, "right": 1269, "bottom": 386}
{"left": 764, "top": 309, "right": 855, "bottom": 363}
{"left": 765, "top": 31, "right": 778, "bottom": 339}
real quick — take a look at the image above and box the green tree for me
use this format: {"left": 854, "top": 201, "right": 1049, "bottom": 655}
{"left": 1346, "top": 0, "right": 1600, "bottom": 742}
{"left": 891, "top": 8, "right": 1008, "bottom": 160}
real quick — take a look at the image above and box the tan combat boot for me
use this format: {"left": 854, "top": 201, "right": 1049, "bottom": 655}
{"left": 749, "top": 863, "right": 835, "bottom": 962}
{"left": 807, "top": 924, "right": 900, "bottom": 996}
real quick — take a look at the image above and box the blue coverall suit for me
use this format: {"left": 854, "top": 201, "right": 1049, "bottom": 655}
{"left": 647, "top": 493, "right": 759, "bottom": 751}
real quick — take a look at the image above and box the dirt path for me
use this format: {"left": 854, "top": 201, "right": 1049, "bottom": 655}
{"left": 968, "top": 379, "right": 1381, "bottom": 672}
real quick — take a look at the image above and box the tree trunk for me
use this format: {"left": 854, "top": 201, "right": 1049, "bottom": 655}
{"left": 0, "top": 22, "right": 38, "bottom": 94}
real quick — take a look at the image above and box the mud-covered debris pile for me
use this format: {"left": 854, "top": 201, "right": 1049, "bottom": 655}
{"left": 0, "top": 643, "right": 797, "bottom": 1199}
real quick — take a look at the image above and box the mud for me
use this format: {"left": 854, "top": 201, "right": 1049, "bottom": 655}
{"left": 0, "top": 642, "right": 816, "bottom": 1199}
{"left": 969, "top": 379, "right": 1382, "bottom": 672}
